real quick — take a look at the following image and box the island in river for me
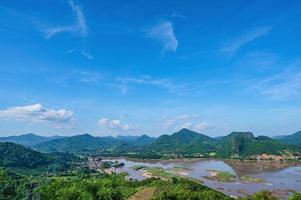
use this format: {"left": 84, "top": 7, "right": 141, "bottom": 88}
{"left": 94, "top": 157, "right": 301, "bottom": 200}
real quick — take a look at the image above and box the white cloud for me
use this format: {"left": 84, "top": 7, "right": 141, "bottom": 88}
{"left": 180, "top": 122, "right": 193, "bottom": 129}
{"left": 178, "top": 122, "right": 212, "bottom": 132}
{"left": 98, "top": 118, "right": 135, "bottom": 132}
{"left": 147, "top": 21, "right": 178, "bottom": 53}
{"left": 194, "top": 122, "right": 212, "bottom": 131}
{"left": 176, "top": 114, "right": 200, "bottom": 120}
{"left": 0, "top": 104, "right": 73, "bottom": 128}
{"left": 222, "top": 26, "right": 272, "bottom": 55}
{"left": 43, "top": 0, "right": 87, "bottom": 39}
{"left": 161, "top": 114, "right": 212, "bottom": 132}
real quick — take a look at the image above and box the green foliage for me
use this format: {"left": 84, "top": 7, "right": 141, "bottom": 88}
{"left": 279, "top": 131, "right": 301, "bottom": 145}
{"left": 0, "top": 142, "right": 50, "bottom": 168}
{"left": 37, "top": 174, "right": 141, "bottom": 200}
{"left": 289, "top": 192, "right": 301, "bottom": 200}
{"left": 0, "top": 168, "right": 33, "bottom": 200}
{"left": 152, "top": 177, "right": 232, "bottom": 200}
{"left": 217, "top": 132, "right": 295, "bottom": 158}
{"left": 0, "top": 142, "right": 84, "bottom": 175}
{"left": 244, "top": 190, "right": 278, "bottom": 200}
{"left": 215, "top": 171, "right": 236, "bottom": 182}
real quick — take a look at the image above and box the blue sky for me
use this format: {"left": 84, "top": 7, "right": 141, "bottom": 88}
{"left": 0, "top": 0, "right": 301, "bottom": 137}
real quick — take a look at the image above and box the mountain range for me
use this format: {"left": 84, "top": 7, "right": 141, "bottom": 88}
{"left": 276, "top": 131, "right": 301, "bottom": 145}
{"left": 0, "top": 133, "right": 64, "bottom": 146}
{"left": 1, "top": 129, "right": 301, "bottom": 159}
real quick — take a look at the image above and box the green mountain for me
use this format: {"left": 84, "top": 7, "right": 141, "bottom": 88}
{"left": 34, "top": 133, "right": 155, "bottom": 154}
{"left": 0, "top": 142, "right": 51, "bottom": 169}
{"left": 116, "top": 134, "right": 155, "bottom": 145}
{"left": 34, "top": 134, "right": 123, "bottom": 153}
{"left": 149, "top": 128, "right": 217, "bottom": 155}
{"left": 0, "top": 133, "right": 64, "bottom": 146}
{"left": 0, "top": 142, "right": 83, "bottom": 173}
{"left": 135, "top": 134, "right": 155, "bottom": 145}
{"left": 217, "top": 132, "right": 296, "bottom": 158}
{"left": 28, "top": 129, "right": 301, "bottom": 159}
{"left": 277, "top": 130, "right": 301, "bottom": 145}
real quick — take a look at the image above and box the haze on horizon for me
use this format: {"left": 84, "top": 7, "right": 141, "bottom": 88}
{"left": 0, "top": 0, "right": 301, "bottom": 137}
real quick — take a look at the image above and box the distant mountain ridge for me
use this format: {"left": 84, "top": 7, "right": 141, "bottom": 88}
{"left": 2, "top": 129, "right": 301, "bottom": 159}
{"left": 276, "top": 131, "right": 301, "bottom": 145}
{"left": 0, "top": 133, "right": 65, "bottom": 146}
{"left": 33, "top": 134, "right": 155, "bottom": 153}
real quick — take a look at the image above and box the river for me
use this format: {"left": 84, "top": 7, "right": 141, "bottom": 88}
{"left": 104, "top": 158, "right": 301, "bottom": 199}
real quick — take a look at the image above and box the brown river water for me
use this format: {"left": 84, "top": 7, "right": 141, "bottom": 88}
{"left": 104, "top": 158, "right": 301, "bottom": 199}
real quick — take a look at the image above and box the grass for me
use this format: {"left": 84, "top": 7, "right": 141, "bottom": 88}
{"left": 128, "top": 187, "right": 156, "bottom": 200}
{"left": 145, "top": 167, "right": 175, "bottom": 179}
{"left": 216, "top": 171, "right": 236, "bottom": 182}
{"left": 131, "top": 165, "right": 146, "bottom": 171}
{"left": 240, "top": 175, "right": 265, "bottom": 183}
{"left": 205, "top": 170, "right": 236, "bottom": 182}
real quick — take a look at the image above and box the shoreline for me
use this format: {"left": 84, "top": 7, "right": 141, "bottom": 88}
{"left": 100, "top": 156, "right": 301, "bottom": 164}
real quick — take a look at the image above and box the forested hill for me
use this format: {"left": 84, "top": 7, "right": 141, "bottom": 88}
{"left": 3, "top": 129, "right": 301, "bottom": 159}
{"left": 0, "top": 142, "right": 50, "bottom": 168}
{"left": 33, "top": 134, "right": 155, "bottom": 153}
{"left": 0, "top": 142, "right": 83, "bottom": 173}
{"left": 276, "top": 131, "right": 301, "bottom": 145}
{"left": 148, "top": 128, "right": 217, "bottom": 155}
{"left": 216, "top": 132, "right": 296, "bottom": 158}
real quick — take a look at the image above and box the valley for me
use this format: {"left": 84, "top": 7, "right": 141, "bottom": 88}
{"left": 1, "top": 128, "right": 301, "bottom": 199}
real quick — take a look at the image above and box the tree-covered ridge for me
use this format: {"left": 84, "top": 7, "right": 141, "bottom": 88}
{"left": 148, "top": 128, "right": 217, "bottom": 155}
{"left": 277, "top": 131, "right": 301, "bottom": 145}
{"left": 0, "top": 142, "right": 50, "bottom": 169}
{"left": 17, "top": 128, "right": 301, "bottom": 159}
{"left": 217, "top": 132, "right": 297, "bottom": 158}
{"left": 33, "top": 134, "right": 155, "bottom": 153}
{"left": 0, "top": 142, "right": 84, "bottom": 174}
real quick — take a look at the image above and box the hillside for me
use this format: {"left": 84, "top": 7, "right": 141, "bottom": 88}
{"left": 34, "top": 133, "right": 155, "bottom": 154}
{"left": 148, "top": 128, "right": 217, "bottom": 155}
{"left": 34, "top": 134, "right": 122, "bottom": 153}
{"left": 277, "top": 131, "right": 301, "bottom": 145}
{"left": 217, "top": 132, "right": 296, "bottom": 158}
{"left": 20, "top": 129, "right": 301, "bottom": 159}
{"left": 0, "top": 142, "right": 50, "bottom": 169}
{"left": 0, "top": 142, "right": 83, "bottom": 174}
{"left": 0, "top": 133, "right": 64, "bottom": 146}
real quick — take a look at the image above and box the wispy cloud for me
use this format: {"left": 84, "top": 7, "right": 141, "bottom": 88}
{"left": 81, "top": 49, "right": 93, "bottom": 60}
{"left": 0, "top": 104, "right": 74, "bottom": 128}
{"left": 98, "top": 118, "right": 136, "bottom": 132}
{"left": 43, "top": 0, "right": 87, "bottom": 39}
{"left": 117, "top": 76, "right": 184, "bottom": 95}
{"left": 146, "top": 21, "right": 178, "bottom": 53}
{"left": 222, "top": 26, "right": 272, "bottom": 55}
{"left": 38, "top": 0, "right": 92, "bottom": 59}
{"left": 161, "top": 114, "right": 213, "bottom": 132}
{"left": 253, "top": 70, "right": 301, "bottom": 100}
